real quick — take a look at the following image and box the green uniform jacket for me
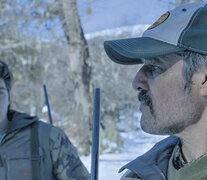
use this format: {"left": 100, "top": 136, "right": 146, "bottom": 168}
{"left": 167, "top": 143, "right": 207, "bottom": 180}
{"left": 0, "top": 110, "right": 90, "bottom": 180}
{"left": 119, "top": 136, "right": 179, "bottom": 180}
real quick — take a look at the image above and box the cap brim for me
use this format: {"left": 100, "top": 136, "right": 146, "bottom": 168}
{"left": 104, "top": 37, "right": 185, "bottom": 65}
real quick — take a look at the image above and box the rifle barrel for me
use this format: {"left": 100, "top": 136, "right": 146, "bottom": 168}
{"left": 91, "top": 88, "right": 100, "bottom": 180}
{"left": 43, "top": 84, "right": 53, "bottom": 125}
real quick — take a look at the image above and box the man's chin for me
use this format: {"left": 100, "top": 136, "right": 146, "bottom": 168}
{"left": 140, "top": 116, "right": 156, "bottom": 134}
{"left": 140, "top": 116, "right": 171, "bottom": 135}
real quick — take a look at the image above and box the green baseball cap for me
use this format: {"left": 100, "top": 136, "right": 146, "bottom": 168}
{"left": 104, "top": 2, "right": 207, "bottom": 65}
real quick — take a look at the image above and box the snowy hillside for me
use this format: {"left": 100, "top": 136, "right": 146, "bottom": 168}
{"left": 85, "top": 24, "right": 149, "bottom": 40}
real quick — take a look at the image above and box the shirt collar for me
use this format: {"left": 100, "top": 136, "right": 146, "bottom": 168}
{"left": 173, "top": 142, "right": 187, "bottom": 170}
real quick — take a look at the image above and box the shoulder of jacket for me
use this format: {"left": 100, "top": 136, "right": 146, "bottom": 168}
{"left": 37, "top": 121, "right": 72, "bottom": 149}
{"left": 37, "top": 121, "right": 52, "bottom": 134}
{"left": 37, "top": 121, "right": 68, "bottom": 146}
{"left": 37, "top": 121, "right": 65, "bottom": 138}
{"left": 36, "top": 121, "right": 77, "bottom": 157}
{"left": 120, "top": 170, "right": 141, "bottom": 180}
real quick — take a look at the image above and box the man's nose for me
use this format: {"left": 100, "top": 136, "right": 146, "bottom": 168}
{"left": 132, "top": 68, "right": 149, "bottom": 91}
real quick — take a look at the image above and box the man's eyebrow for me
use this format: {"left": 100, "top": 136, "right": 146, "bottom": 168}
{"left": 145, "top": 57, "right": 166, "bottom": 66}
{"left": 152, "top": 57, "right": 165, "bottom": 65}
{"left": 0, "top": 87, "right": 6, "bottom": 90}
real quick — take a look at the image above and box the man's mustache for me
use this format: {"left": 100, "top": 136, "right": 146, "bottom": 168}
{"left": 138, "top": 90, "right": 152, "bottom": 107}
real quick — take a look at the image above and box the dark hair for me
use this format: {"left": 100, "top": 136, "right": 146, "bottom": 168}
{"left": 0, "top": 61, "right": 13, "bottom": 93}
{"left": 177, "top": 51, "right": 207, "bottom": 92}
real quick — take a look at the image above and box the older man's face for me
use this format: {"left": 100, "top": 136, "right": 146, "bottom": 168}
{"left": 132, "top": 54, "right": 204, "bottom": 135}
{"left": 0, "top": 78, "right": 9, "bottom": 124}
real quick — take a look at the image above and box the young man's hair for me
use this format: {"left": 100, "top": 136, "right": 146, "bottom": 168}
{"left": 178, "top": 51, "right": 207, "bottom": 92}
{"left": 0, "top": 61, "right": 13, "bottom": 93}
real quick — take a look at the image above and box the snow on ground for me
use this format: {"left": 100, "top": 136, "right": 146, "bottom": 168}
{"left": 81, "top": 129, "right": 167, "bottom": 180}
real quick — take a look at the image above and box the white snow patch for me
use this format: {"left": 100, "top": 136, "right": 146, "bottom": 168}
{"left": 102, "top": 139, "right": 118, "bottom": 154}
{"left": 85, "top": 24, "right": 149, "bottom": 40}
{"left": 42, "top": 105, "right": 48, "bottom": 113}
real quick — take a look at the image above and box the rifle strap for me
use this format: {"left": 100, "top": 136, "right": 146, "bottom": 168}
{"left": 30, "top": 122, "right": 41, "bottom": 180}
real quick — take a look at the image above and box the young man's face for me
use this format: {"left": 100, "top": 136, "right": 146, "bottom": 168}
{"left": 132, "top": 54, "right": 204, "bottom": 135}
{"left": 0, "top": 78, "right": 9, "bottom": 123}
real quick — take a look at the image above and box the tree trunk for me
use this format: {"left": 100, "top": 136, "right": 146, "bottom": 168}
{"left": 58, "top": 0, "right": 92, "bottom": 155}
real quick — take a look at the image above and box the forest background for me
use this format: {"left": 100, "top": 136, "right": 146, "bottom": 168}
{"left": 0, "top": 0, "right": 202, "bottom": 155}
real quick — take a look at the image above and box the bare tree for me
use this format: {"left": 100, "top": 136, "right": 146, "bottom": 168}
{"left": 56, "top": 0, "right": 93, "bottom": 155}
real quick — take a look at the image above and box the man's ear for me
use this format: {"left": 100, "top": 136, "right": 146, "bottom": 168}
{"left": 200, "top": 75, "right": 207, "bottom": 96}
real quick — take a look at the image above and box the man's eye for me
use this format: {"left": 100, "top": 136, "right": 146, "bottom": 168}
{"left": 145, "top": 65, "right": 162, "bottom": 77}
{"left": 148, "top": 65, "right": 161, "bottom": 72}
{"left": 150, "top": 65, "right": 159, "bottom": 71}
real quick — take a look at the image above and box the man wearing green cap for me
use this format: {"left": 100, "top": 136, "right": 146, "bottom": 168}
{"left": 104, "top": 2, "right": 207, "bottom": 180}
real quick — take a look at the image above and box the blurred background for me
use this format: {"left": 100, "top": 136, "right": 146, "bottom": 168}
{"left": 0, "top": 0, "right": 202, "bottom": 158}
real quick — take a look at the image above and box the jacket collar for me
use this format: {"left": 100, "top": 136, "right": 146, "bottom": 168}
{"left": 6, "top": 109, "right": 38, "bottom": 134}
{"left": 119, "top": 136, "right": 180, "bottom": 180}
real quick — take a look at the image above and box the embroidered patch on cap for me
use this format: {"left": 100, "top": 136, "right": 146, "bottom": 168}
{"left": 148, "top": 12, "right": 170, "bottom": 30}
